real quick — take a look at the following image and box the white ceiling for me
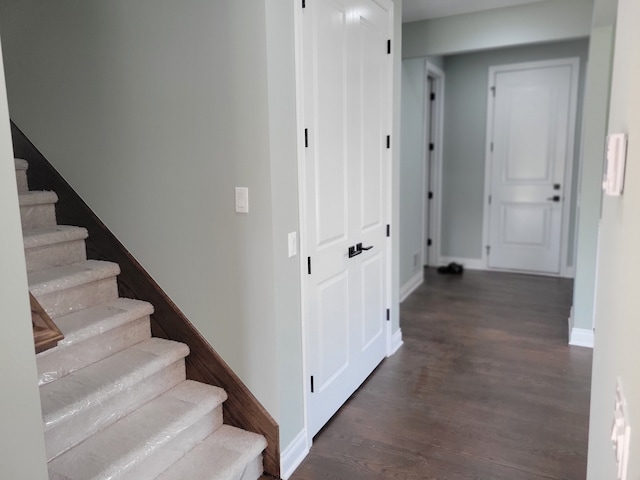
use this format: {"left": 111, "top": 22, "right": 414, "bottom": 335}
{"left": 402, "top": 0, "right": 552, "bottom": 23}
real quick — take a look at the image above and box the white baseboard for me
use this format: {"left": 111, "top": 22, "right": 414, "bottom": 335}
{"left": 439, "top": 256, "right": 484, "bottom": 270}
{"left": 400, "top": 270, "right": 423, "bottom": 302}
{"left": 568, "top": 306, "right": 594, "bottom": 348}
{"left": 570, "top": 328, "right": 594, "bottom": 348}
{"left": 387, "top": 326, "right": 403, "bottom": 356}
{"left": 281, "top": 429, "right": 309, "bottom": 479}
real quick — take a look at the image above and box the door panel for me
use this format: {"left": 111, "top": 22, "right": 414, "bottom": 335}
{"left": 313, "top": 0, "right": 349, "bottom": 247}
{"left": 302, "top": 0, "right": 391, "bottom": 438}
{"left": 488, "top": 64, "right": 574, "bottom": 274}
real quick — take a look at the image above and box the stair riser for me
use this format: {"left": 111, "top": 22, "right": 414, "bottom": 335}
{"left": 45, "top": 360, "right": 186, "bottom": 461}
{"left": 37, "top": 277, "right": 119, "bottom": 318}
{"left": 119, "top": 409, "right": 223, "bottom": 480}
{"left": 26, "top": 239, "right": 87, "bottom": 272}
{"left": 241, "top": 455, "right": 265, "bottom": 480}
{"left": 20, "top": 203, "right": 57, "bottom": 229}
{"left": 16, "top": 169, "right": 28, "bottom": 193}
{"left": 37, "top": 317, "right": 152, "bottom": 386}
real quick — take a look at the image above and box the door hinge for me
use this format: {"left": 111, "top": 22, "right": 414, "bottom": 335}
{"left": 490, "top": 86, "right": 496, "bottom": 97}
{"left": 310, "top": 375, "right": 314, "bottom": 392}
{"left": 305, "top": 128, "right": 309, "bottom": 148}
{"left": 386, "top": 135, "right": 390, "bottom": 149}
{"left": 490, "top": 142, "right": 494, "bottom": 153}
{"left": 429, "top": 142, "right": 434, "bottom": 151}
{"left": 427, "top": 238, "right": 432, "bottom": 247}
{"left": 307, "top": 256, "right": 312, "bottom": 275}
{"left": 386, "top": 224, "right": 390, "bottom": 237}
{"left": 486, "top": 245, "right": 491, "bottom": 256}
{"left": 386, "top": 309, "right": 390, "bottom": 321}
{"left": 488, "top": 195, "right": 492, "bottom": 205}
{"left": 428, "top": 191, "right": 433, "bottom": 200}
{"left": 302, "top": 0, "right": 306, "bottom": 8}
{"left": 430, "top": 92, "right": 436, "bottom": 101}
{"left": 387, "top": 39, "right": 391, "bottom": 54}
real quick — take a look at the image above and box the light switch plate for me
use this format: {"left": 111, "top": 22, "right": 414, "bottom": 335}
{"left": 288, "top": 232, "right": 297, "bottom": 258}
{"left": 235, "top": 187, "right": 249, "bottom": 213}
{"left": 603, "top": 133, "right": 628, "bottom": 196}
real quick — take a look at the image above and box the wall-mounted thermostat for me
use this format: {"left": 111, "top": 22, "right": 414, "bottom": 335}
{"left": 603, "top": 133, "right": 628, "bottom": 196}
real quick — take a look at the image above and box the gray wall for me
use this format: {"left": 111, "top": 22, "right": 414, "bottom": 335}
{"left": 400, "top": 57, "right": 429, "bottom": 288}
{"left": 588, "top": 0, "right": 640, "bottom": 476}
{"left": 403, "top": 0, "right": 593, "bottom": 58}
{"left": 0, "top": 39, "right": 49, "bottom": 479}
{"left": 440, "top": 40, "right": 589, "bottom": 262}
{"left": 572, "top": 26, "right": 615, "bottom": 331}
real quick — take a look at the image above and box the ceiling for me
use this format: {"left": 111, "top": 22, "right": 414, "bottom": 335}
{"left": 402, "top": 0, "right": 553, "bottom": 23}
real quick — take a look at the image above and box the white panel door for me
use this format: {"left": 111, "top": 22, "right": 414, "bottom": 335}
{"left": 487, "top": 62, "right": 576, "bottom": 274}
{"left": 302, "top": 0, "right": 391, "bottom": 437}
{"left": 349, "top": 0, "right": 388, "bottom": 392}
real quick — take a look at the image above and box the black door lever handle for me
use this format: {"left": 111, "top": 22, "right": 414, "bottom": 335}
{"left": 357, "top": 243, "right": 373, "bottom": 252}
{"left": 348, "top": 246, "right": 362, "bottom": 258}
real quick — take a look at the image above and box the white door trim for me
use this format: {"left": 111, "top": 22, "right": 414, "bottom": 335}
{"left": 422, "top": 61, "right": 445, "bottom": 268}
{"left": 292, "top": 0, "right": 313, "bottom": 458}
{"left": 482, "top": 57, "right": 580, "bottom": 277}
{"left": 293, "top": 0, "right": 394, "bottom": 450}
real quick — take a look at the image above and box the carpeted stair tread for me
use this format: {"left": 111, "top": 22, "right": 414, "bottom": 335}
{"left": 23, "top": 225, "right": 89, "bottom": 249}
{"left": 48, "top": 380, "right": 228, "bottom": 480}
{"left": 15, "top": 158, "right": 29, "bottom": 192}
{"left": 41, "top": 337, "right": 189, "bottom": 431}
{"left": 15, "top": 157, "right": 28, "bottom": 170}
{"left": 28, "top": 260, "right": 120, "bottom": 296}
{"left": 52, "top": 298, "right": 153, "bottom": 346}
{"left": 23, "top": 226, "right": 89, "bottom": 272}
{"left": 18, "top": 190, "right": 58, "bottom": 206}
{"left": 157, "top": 425, "right": 267, "bottom": 480}
{"left": 36, "top": 298, "right": 154, "bottom": 385}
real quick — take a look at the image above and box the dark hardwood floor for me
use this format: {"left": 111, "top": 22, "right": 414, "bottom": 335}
{"left": 290, "top": 268, "right": 592, "bottom": 480}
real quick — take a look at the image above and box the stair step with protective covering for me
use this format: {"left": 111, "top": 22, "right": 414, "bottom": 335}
{"left": 15, "top": 157, "right": 28, "bottom": 193}
{"left": 157, "top": 425, "right": 267, "bottom": 480}
{"left": 37, "top": 298, "right": 154, "bottom": 386}
{"left": 28, "top": 260, "right": 120, "bottom": 318}
{"left": 23, "top": 226, "right": 89, "bottom": 272}
{"left": 41, "top": 337, "right": 189, "bottom": 461}
{"left": 47, "top": 380, "right": 228, "bottom": 480}
{"left": 19, "top": 190, "right": 58, "bottom": 229}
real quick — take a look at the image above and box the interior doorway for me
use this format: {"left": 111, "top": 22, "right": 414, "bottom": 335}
{"left": 422, "top": 62, "right": 444, "bottom": 268}
{"left": 482, "top": 58, "right": 580, "bottom": 275}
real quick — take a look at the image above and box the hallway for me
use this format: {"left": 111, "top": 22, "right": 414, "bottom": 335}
{"left": 291, "top": 268, "right": 592, "bottom": 479}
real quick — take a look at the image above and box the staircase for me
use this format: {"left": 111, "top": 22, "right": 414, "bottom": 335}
{"left": 16, "top": 158, "right": 267, "bottom": 480}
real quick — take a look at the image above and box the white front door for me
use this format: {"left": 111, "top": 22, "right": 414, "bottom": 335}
{"left": 486, "top": 60, "right": 579, "bottom": 275}
{"left": 301, "top": 0, "right": 392, "bottom": 437}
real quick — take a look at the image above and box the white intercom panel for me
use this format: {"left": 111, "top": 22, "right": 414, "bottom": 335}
{"left": 603, "top": 133, "right": 628, "bottom": 196}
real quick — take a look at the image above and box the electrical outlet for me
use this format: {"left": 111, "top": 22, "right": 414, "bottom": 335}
{"left": 611, "top": 378, "right": 631, "bottom": 480}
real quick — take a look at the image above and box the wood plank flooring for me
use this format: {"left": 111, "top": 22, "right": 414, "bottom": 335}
{"left": 290, "top": 268, "right": 592, "bottom": 480}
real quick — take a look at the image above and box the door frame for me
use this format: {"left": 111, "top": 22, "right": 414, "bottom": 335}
{"left": 422, "top": 61, "right": 445, "bottom": 267}
{"left": 292, "top": 0, "right": 395, "bottom": 454}
{"left": 482, "top": 58, "right": 580, "bottom": 277}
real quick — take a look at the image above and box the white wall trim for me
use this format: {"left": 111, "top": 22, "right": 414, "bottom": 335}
{"left": 439, "top": 256, "right": 485, "bottom": 270}
{"left": 281, "top": 429, "right": 310, "bottom": 480}
{"left": 400, "top": 270, "right": 423, "bottom": 302}
{"left": 387, "top": 325, "right": 404, "bottom": 356}
{"left": 423, "top": 61, "right": 445, "bottom": 268}
{"left": 570, "top": 328, "right": 594, "bottom": 348}
{"left": 482, "top": 58, "right": 581, "bottom": 276}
